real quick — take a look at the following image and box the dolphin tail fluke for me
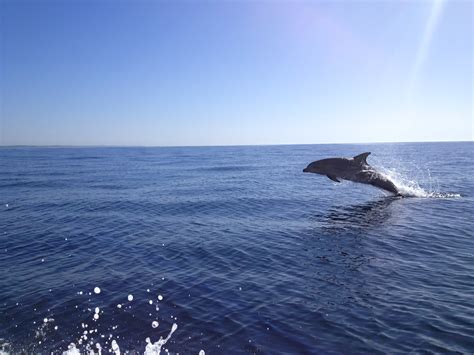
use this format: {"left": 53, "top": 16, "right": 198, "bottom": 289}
{"left": 353, "top": 152, "right": 371, "bottom": 165}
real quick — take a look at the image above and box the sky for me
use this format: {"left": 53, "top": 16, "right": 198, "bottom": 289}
{"left": 0, "top": 0, "right": 472, "bottom": 146}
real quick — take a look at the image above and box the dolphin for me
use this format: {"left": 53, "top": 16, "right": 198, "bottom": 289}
{"left": 303, "top": 152, "right": 400, "bottom": 195}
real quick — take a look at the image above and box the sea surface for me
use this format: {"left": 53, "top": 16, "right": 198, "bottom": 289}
{"left": 0, "top": 142, "right": 473, "bottom": 354}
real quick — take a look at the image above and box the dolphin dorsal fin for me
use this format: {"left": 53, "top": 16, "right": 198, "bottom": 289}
{"left": 353, "top": 152, "right": 371, "bottom": 165}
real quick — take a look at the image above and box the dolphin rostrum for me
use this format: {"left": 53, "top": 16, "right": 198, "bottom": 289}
{"left": 303, "top": 152, "right": 400, "bottom": 195}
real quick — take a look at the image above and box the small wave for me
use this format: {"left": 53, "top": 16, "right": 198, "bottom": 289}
{"left": 201, "top": 165, "right": 256, "bottom": 172}
{"left": 68, "top": 156, "right": 104, "bottom": 160}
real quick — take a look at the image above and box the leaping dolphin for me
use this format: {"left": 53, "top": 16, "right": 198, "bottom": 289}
{"left": 303, "top": 152, "right": 400, "bottom": 195}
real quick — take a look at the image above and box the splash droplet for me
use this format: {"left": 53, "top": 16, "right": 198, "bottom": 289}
{"left": 111, "top": 340, "right": 120, "bottom": 355}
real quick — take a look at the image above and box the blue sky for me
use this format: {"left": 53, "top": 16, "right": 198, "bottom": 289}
{"left": 1, "top": 0, "right": 472, "bottom": 146}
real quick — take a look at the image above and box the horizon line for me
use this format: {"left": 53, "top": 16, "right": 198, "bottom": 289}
{"left": 0, "top": 139, "right": 472, "bottom": 149}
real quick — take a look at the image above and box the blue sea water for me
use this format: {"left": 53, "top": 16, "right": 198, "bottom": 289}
{"left": 0, "top": 142, "right": 473, "bottom": 354}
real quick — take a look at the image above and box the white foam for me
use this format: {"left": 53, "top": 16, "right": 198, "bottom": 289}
{"left": 111, "top": 340, "right": 120, "bottom": 355}
{"left": 4, "top": 290, "right": 194, "bottom": 355}
{"left": 144, "top": 323, "right": 178, "bottom": 355}
{"left": 377, "top": 166, "right": 461, "bottom": 198}
{"left": 63, "top": 343, "right": 80, "bottom": 355}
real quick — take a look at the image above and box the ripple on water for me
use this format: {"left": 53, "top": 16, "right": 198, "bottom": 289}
{"left": 1, "top": 143, "right": 473, "bottom": 353}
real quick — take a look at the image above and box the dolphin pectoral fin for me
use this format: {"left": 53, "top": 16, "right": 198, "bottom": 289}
{"left": 327, "top": 175, "right": 340, "bottom": 183}
{"left": 353, "top": 152, "right": 371, "bottom": 165}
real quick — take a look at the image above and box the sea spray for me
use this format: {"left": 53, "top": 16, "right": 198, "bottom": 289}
{"left": 372, "top": 157, "right": 461, "bottom": 198}
{"left": 144, "top": 323, "right": 178, "bottom": 355}
{"left": 0, "top": 288, "right": 191, "bottom": 355}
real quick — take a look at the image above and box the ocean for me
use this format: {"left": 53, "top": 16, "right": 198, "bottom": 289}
{"left": 0, "top": 142, "right": 473, "bottom": 354}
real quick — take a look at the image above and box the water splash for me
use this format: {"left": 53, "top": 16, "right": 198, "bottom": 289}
{"left": 0, "top": 340, "right": 11, "bottom": 355}
{"left": 111, "top": 340, "right": 120, "bottom": 355}
{"left": 378, "top": 167, "right": 460, "bottom": 198}
{"left": 144, "top": 323, "right": 178, "bottom": 355}
{"left": 0, "top": 288, "right": 195, "bottom": 355}
{"left": 63, "top": 343, "right": 81, "bottom": 355}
